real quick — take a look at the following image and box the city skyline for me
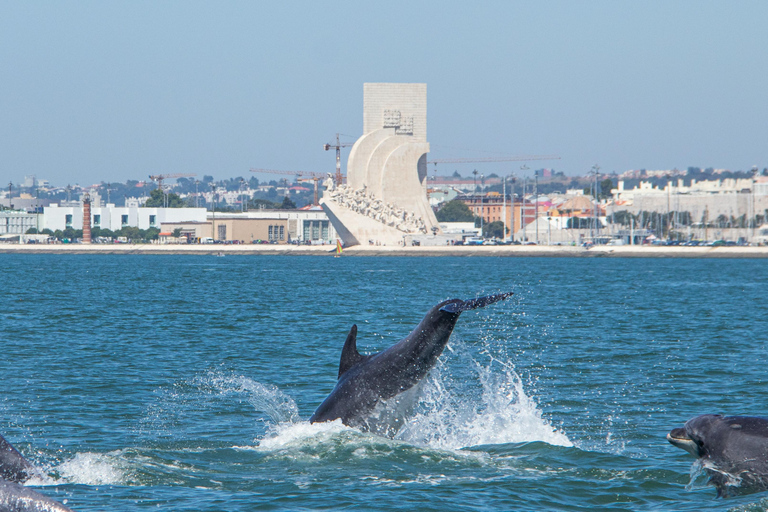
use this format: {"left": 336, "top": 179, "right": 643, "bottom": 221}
{"left": 2, "top": 1, "right": 767, "bottom": 186}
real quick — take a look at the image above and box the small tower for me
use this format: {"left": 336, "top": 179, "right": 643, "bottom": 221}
{"left": 82, "top": 192, "right": 92, "bottom": 244}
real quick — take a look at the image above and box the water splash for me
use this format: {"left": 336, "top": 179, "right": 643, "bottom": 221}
{"left": 395, "top": 351, "right": 572, "bottom": 451}
{"left": 55, "top": 451, "right": 129, "bottom": 485}
{"left": 140, "top": 370, "right": 299, "bottom": 439}
{"left": 197, "top": 372, "right": 300, "bottom": 424}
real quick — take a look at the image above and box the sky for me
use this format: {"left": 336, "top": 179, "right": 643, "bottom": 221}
{"left": 1, "top": 1, "right": 767, "bottom": 187}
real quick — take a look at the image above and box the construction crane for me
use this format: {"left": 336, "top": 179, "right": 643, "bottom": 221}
{"left": 297, "top": 177, "right": 322, "bottom": 205}
{"left": 426, "top": 155, "right": 560, "bottom": 167}
{"left": 148, "top": 173, "right": 197, "bottom": 189}
{"left": 250, "top": 168, "right": 326, "bottom": 206}
{"left": 323, "top": 133, "right": 355, "bottom": 186}
{"left": 249, "top": 168, "right": 325, "bottom": 179}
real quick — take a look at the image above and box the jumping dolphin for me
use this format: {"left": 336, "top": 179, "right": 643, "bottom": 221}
{"left": 0, "top": 434, "right": 74, "bottom": 512}
{"left": 667, "top": 414, "right": 768, "bottom": 497}
{"left": 309, "top": 292, "right": 513, "bottom": 428}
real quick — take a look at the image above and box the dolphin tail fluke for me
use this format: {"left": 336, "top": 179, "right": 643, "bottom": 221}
{"left": 439, "top": 292, "right": 513, "bottom": 314}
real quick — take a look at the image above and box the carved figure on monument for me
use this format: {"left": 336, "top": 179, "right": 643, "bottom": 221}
{"left": 324, "top": 173, "right": 335, "bottom": 192}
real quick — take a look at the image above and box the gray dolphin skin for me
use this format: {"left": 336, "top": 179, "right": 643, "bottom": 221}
{"left": 0, "top": 479, "right": 74, "bottom": 512}
{"left": 0, "top": 434, "right": 73, "bottom": 512}
{"left": 309, "top": 292, "right": 513, "bottom": 428}
{"left": 0, "top": 435, "right": 40, "bottom": 484}
{"left": 667, "top": 414, "right": 768, "bottom": 497}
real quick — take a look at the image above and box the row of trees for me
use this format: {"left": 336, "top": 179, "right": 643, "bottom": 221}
{"left": 26, "top": 226, "right": 164, "bottom": 242}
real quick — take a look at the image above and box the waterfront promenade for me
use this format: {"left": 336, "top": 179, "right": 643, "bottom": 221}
{"left": 2, "top": 243, "right": 768, "bottom": 258}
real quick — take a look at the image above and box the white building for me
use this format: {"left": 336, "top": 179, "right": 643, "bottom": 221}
{"left": 44, "top": 203, "right": 207, "bottom": 231}
{"left": 0, "top": 211, "right": 41, "bottom": 234}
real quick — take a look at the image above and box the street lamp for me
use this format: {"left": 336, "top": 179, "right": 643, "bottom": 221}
{"left": 503, "top": 174, "right": 510, "bottom": 242}
{"left": 520, "top": 165, "right": 529, "bottom": 241}
{"left": 240, "top": 178, "right": 245, "bottom": 213}
{"left": 590, "top": 164, "right": 600, "bottom": 241}
{"left": 749, "top": 165, "right": 757, "bottom": 243}
{"left": 210, "top": 182, "right": 216, "bottom": 241}
{"left": 534, "top": 169, "right": 539, "bottom": 244}
{"left": 480, "top": 174, "right": 485, "bottom": 237}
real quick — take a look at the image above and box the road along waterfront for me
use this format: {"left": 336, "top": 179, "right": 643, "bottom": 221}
{"left": 2, "top": 243, "right": 768, "bottom": 257}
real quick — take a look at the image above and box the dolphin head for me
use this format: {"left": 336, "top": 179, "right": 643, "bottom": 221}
{"left": 667, "top": 414, "right": 724, "bottom": 458}
{"left": 667, "top": 414, "right": 733, "bottom": 458}
{"left": 667, "top": 426, "right": 704, "bottom": 457}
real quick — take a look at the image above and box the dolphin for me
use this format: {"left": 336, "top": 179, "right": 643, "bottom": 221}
{"left": 309, "top": 292, "right": 513, "bottom": 429}
{"left": 667, "top": 414, "right": 768, "bottom": 497}
{"left": 0, "top": 434, "right": 74, "bottom": 512}
{"left": 0, "top": 478, "right": 74, "bottom": 512}
{"left": 0, "top": 434, "right": 40, "bottom": 484}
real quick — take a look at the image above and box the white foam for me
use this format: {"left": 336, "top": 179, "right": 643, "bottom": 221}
{"left": 56, "top": 451, "right": 127, "bottom": 485}
{"left": 396, "top": 355, "right": 572, "bottom": 451}
{"left": 256, "top": 419, "right": 355, "bottom": 451}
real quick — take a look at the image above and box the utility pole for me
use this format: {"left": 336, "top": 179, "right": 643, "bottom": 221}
{"left": 520, "top": 165, "right": 529, "bottom": 241}
{"left": 510, "top": 174, "right": 515, "bottom": 242}
{"left": 591, "top": 165, "right": 600, "bottom": 242}
{"left": 240, "top": 178, "right": 245, "bottom": 213}
{"left": 480, "top": 174, "right": 485, "bottom": 237}
{"left": 752, "top": 166, "right": 758, "bottom": 242}
{"left": 535, "top": 169, "right": 539, "bottom": 244}
{"left": 210, "top": 182, "right": 216, "bottom": 240}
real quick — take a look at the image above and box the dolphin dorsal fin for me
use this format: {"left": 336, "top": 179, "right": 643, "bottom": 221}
{"left": 338, "top": 324, "right": 362, "bottom": 378}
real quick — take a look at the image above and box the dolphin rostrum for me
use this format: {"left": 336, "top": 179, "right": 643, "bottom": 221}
{"left": 667, "top": 414, "right": 768, "bottom": 497}
{"left": 309, "top": 292, "right": 513, "bottom": 428}
{"left": 0, "top": 433, "right": 74, "bottom": 512}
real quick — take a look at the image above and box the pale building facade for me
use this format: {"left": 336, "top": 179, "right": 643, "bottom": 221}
{"left": 44, "top": 203, "right": 207, "bottom": 231}
{"left": 0, "top": 211, "right": 41, "bottom": 234}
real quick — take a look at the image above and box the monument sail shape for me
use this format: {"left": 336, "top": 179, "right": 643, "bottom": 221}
{"left": 320, "top": 83, "right": 441, "bottom": 246}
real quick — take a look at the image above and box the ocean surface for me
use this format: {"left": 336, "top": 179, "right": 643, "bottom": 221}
{"left": 1, "top": 254, "right": 767, "bottom": 511}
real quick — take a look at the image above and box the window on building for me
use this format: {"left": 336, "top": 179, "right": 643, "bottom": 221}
{"left": 65, "top": 214, "right": 72, "bottom": 226}
{"left": 93, "top": 214, "right": 101, "bottom": 226}
{"left": 268, "top": 226, "right": 274, "bottom": 240}
{"left": 149, "top": 215, "right": 156, "bottom": 226}
{"left": 217, "top": 224, "right": 226, "bottom": 240}
{"left": 121, "top": 215, "right": 129, "bottom": 226}
{"left": 279, "top": 225, "right": 284, "bottom": 240}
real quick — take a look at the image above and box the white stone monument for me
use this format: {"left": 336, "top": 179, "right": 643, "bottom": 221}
{"left": 321, "top": 83, "right": 441, "bottom": 246}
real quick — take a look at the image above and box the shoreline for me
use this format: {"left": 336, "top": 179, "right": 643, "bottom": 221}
{"left": 2, "top": 243, "right": 768, "bottom": 258}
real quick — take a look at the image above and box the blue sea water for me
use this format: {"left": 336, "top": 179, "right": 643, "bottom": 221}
{"left": 1, "top": 254, "right": 767, "bottom": 511}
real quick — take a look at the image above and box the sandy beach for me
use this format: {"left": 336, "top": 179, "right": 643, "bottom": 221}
{"left": 2, "top": 243, "right": 768, "bottom": 258}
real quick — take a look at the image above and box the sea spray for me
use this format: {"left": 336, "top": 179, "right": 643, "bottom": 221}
{"left": 395, "top": 349, "right": 572, "bottom": 450}
{"left": 56, "top": 451, "right": 129, "bottom": 486}
{"left": 139, "top": 370, "right": 300, "bottom": 441}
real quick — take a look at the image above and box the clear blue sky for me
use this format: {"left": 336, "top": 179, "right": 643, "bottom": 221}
{"left": 1, "top": 1, "right": 766, "bottom": 187}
